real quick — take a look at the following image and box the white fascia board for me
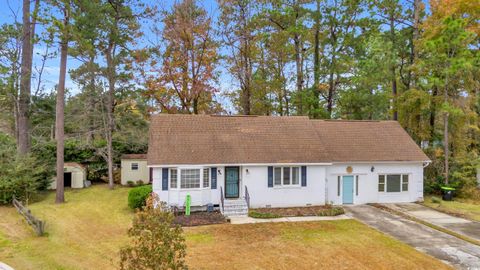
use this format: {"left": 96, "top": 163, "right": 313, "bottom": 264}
{"left": 147, "top": 162, "right": 333, "bottom": 168}
{"left": 331, "top": 160, "right": 430, "bottom": 164}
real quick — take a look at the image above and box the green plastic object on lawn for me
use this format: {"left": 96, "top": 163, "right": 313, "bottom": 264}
{"left": 185, "top": 194, "right": 191, "bottom": 216}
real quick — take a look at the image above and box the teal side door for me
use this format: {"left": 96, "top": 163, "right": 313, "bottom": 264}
{"left": 225, "top": 167, "right": 239, "bottom": 198}
{"left": 342, "top": 175, "right": 354, "bottom": 204}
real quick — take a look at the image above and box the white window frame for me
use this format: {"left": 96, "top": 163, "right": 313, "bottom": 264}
{"left": 180, "top": 168, "right": 201, "bottom": 189}
{"left": 203, "top": 168, "right": 210, "bottom": 188}
{"left": 273, "top": 166, "right": 301, "bottom": 187}
{"left": 378, "top": 174, "right": 410, "bottom": 193}
{"left": 169, "top": 167, "right": 211, "bottom": 190}
{"left": 170, "top": 168, "right": 178, "bottom": 189}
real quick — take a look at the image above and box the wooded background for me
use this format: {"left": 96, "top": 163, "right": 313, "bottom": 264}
{"left": 0, "top": 0, "right": 478, "bottom": 203}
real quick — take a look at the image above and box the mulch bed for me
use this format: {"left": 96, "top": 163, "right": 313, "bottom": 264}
{"left": 173, "top": 211, "right": 226, "bottom": 227}
{"left": 251, "top": 206, "right": 340, "bottom": 217}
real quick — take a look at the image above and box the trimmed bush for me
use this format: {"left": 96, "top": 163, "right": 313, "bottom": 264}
{"left": 317, "top": 206, "right": 345, "bottom": 216}
{"left": 126, "top": 180, "right": 136, "bottom": 187}
{"left": 128, "top": 185, "right": 153, "bottom": 209}
{"left": 248, "top": 210, "right": 282, "bottom": 219}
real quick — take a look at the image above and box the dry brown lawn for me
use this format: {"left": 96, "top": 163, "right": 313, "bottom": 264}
{"left": 185, "top": 221, "right": 451, "bottom": 270}
{"left": 0, "top": 185, "right": 451, "bottom": 270}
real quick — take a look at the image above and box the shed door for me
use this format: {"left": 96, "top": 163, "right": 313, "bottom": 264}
{"left": 342, "top": 175, "right": 354, "bottom": 204}
{"left": 64, "top": 172, "right": 72, "bottom": 187}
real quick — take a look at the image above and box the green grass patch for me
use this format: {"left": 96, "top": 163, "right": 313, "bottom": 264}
{"left": 186, "top": 232, "right": 214, "bottom": 244}
{"left": 423, "top": 195, "right": 480, "bottom": 222}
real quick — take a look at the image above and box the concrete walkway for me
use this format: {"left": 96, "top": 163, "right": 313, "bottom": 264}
{"left": 384, "top": 203, "right": 480, "bottom": 242}
{"left": 229, "top": 214, "right": 351, "bottom": 225}
{"left": 346, "top": 205, "right": 480, "bottom": 270}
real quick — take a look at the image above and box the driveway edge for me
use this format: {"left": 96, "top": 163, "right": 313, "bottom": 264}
{"left": 370, "top": 203, "right": 480, "bottom": 247}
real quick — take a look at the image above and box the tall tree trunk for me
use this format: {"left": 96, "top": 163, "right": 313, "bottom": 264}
{"left": 327, "top": 53, "right": 336, "bottom": 117}
{"left": 390, "top": 13, "right": 398, "bottom": 121}
{"left": 429, "top": 86, "right": 437, "bottom": 142}
{"left": 86, "top": 55, "right": 96, "bottom": 144}
{"left": 240, "top": 3, "right": 252, "bottom": 115}
{"left": 18, "top": 0, "right": 33, "bottom": 155}
{"left": 410, "top": 0, "right": 421, "bottom": 89}
{"left": 294, "top": 34, "right": 303, "bottom": 114}
{"left": 443, "top": 76, "right": 449, "bottom": 185}
{"left": 312, "top": 0, "right": 321, "bottom": 117}
{"left": 105, "top": 45, "right": 115, "bottom": 190}
{"left": 55, "top": 8, "right": 69, "bottom": 204}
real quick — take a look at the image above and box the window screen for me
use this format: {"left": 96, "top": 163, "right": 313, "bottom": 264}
{"left": 292, "top": 167, "right": 300, "bottom": 185}
{"left": 274, "top": 167, "right": 282, "bottom": 186}
{"left": 378, "top": 175, "right": 385, "bottom": 192}
{"left": 131, "top": 163, "right": 138, "bottom": 170}
{"left": 170, "top": 168, "right": 177, "bottom": 188}
{"left": 283, "top": 167, "right": 291, "bottom": 185}
{"left": 386, "top": 175, "right": 401, "bottom": 192}
{"left": 203, "top": 168, "right": 210, "bottom": 188}
{"left": 180, "top": 169, "right": 200, "bottom": 189}
{"left": 402, "top": 174, "right": 409, "bottom": 191}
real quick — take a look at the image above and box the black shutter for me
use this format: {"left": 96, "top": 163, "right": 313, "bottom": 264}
{"left": 162, "top": 168, "right": 168, "bottom": 191}
{"left": 149, "top": 167, "right": 153, "bottom": 183}
{"left": 211, "top": 167, "right": 217, "bottom": 189}
{"left": 268, "top": 166, "right": 273, "bottom": 187}
{"left": 301, "top": 166, "right": 307, "bottom": 187}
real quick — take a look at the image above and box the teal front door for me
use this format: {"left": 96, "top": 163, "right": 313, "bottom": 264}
{"left": 342, "top": 175, "right": 354, "bottom": 204}
{"left": 225, "top": 167, "right": 239, "bottom": 198}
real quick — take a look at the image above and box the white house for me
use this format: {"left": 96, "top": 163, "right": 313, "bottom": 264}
{"left": 148, "top": 114, "right": 430, "bottom": 216}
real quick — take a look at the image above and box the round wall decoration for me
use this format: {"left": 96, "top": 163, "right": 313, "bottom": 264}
{"left": 346, "top": 166, "right": 353, "bottom": 174}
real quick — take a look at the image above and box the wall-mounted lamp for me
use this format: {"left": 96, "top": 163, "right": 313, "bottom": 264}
{"left": 371, "top": 166, "right": 375, "bottom": 172}
{"left": 217, "top": 169, "right": 222, "bottom": 175}
{"left": 246, "top": 169, "right": 249, "bottom": 174}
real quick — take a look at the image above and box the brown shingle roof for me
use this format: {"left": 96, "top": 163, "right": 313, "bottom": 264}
{"left": 311, "top": 120, "right": 430, "bottom": 162}
{"left": 148, "top": 114, "right": 330, "bottom": 165}
{"left": 147, "top": 115, "right": 430, "bottom": 165}
{"left": 121, "top": 154, "right": 147, "bottom": 160}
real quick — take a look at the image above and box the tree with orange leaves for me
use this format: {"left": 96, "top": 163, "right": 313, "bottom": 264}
{"left": 144, "top": 0, "right": 220, "bottom": 114}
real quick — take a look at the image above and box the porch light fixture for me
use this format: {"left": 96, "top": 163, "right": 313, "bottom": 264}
{"left": 246, "top": 169, "right": 249, "bottom": 174}
{"left": 217, "top": 169, "right": 222, "bottom": 175}
{"left": 371, "top": 166, "right": 375, "bottom": 172}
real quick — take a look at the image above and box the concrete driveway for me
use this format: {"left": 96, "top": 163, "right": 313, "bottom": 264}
{"left": 386, "top": 203, "right": 480, "bottom": 242}
{"left": 345, "top": 205, "right": 480, "bottom": 270}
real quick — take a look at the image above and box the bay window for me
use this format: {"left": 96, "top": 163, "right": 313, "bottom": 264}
{"left": 170, "top": 168, "right": 212, "bottom": 189}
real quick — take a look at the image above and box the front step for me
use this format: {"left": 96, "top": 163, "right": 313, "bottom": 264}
{"left": 223, "top": 198, "right": 248, "bottom": 217}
